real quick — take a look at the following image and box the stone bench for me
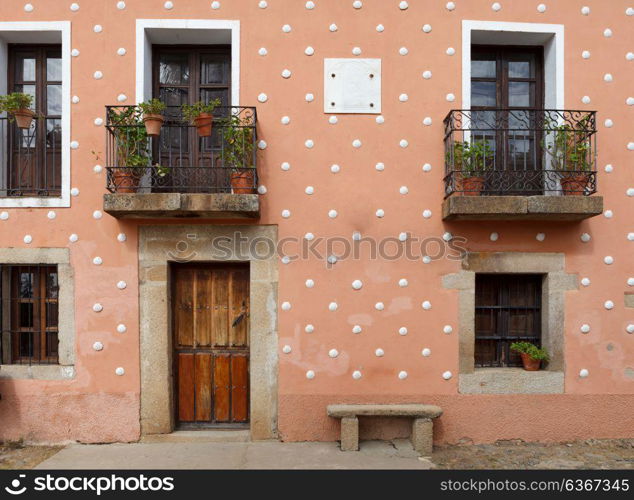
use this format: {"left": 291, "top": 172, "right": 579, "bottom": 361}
{"left": 327, "top": 404, "right": 443, "bottom": 456}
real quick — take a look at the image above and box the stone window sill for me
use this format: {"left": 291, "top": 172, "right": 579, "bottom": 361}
{"left": 459, "top": 368, "right": 563, "bottom": 394}
{"left": 0, "top": 365, "right": 75, "bottom": 380}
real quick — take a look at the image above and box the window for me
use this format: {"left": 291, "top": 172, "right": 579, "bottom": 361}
{"left": 475, "top": 274, "right": 542, "bottom": 367}
{"left": 0, "top": 264, "right": 59, "bottom": 364}
{"left": 3, "top": 45, "right": 62, "bottom": 197}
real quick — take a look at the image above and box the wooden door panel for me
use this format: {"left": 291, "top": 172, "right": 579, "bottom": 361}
{"left": 231, "top": 354, "right": 249, "bottom": 422}
{"left": 177, "top": 353, "right": 195, "bottom": 422}
{"left": 230, "top": 269, "right": 249, "bottom": 348}
{"left": 174, "top": 267, "right": 195, "bottom": 348}
{"left": 194, "top": 353, "right": 212, "bottom": 421}
{"left": 213, "top": 354, "right": 231, "bottom": 422}
{"left": 212, "top": 269, "right": 229, "bottom": 347}
{"left": 194, "top": 268, "right": 212, "bottom": 347}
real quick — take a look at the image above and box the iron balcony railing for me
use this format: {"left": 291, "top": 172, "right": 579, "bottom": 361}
{"left": 105, "top": 105, "right": 257, "bottom": 194}
{"left": 443, "top": 109, "right": 597, "bottom": 197}
{"left": 0, "top": 115, "right": 62, "bottom": 197}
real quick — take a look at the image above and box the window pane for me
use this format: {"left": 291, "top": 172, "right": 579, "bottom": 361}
{"left": 46, "top": 119, "right": 62, "bottom": 149}
{"left": 46, "top": 271, "right": 59, "bottom": 298}
{"left": 509, "top": 82, "right": 530, "bottom": 107}
{"left": 47, "top": 57, "right": 62, "bottom": 81}
{"left": 46, "top": 332, "right": 59, "bottom": 357}
{"left": 509, "top": 61, "right": 531, "bottom": 78}
{"left": 19, "top": 332, "right": 34, "bottom": 358}
{"left": 19, "top": 302, "right": 34, "bottom": 327}
{"left": 200, "top": 56, "right": 229, "bottom": 85}
{"left": 19, "top": 272, "right": 34, "bottom": 297}
{"left": 47, "top": 85, "right": 62, "bottom": 115}
{"left": 159, "top": 53, "right": 189, "bottom": 85}
{"left": 17, "top": 57, "right": 36, "bottom": 81}
{"left": 471, "top": 81, "right": 496, "bottom": 107}
{"left": 471, "top": 60, "right": 496, "bottom": 78}
{"left": 46, "top": 302, "right": 59, "bottom": 328}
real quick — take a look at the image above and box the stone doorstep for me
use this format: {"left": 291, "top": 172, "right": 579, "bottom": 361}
{"left": 442, "top": 195, "right": 604, "bottom": 221}
{"left": 103, "top": 193, "right": 260, "bottom": 218}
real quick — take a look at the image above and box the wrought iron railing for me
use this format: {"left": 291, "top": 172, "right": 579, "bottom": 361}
{"left": 0, "top": 115, "right": 62, "bottom": 197}
{"left": 105, "top": 105, "right": 257, "bottom": 194}
{"left": 443, "top": 109, "right": 597, "bottom": 197}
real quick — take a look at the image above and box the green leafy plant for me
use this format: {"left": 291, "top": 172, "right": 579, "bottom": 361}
{"left": 107, "top": 106, "right": 150, "bottom": 169}
{"left": 510, "top": 342, "right": 550, "bottom": 362}
{"left": 221, "top": 114, "right": 255, "bottom": 172}
{"left": 0, "top": 92, "right": 34, "bottom": 114}
{"left": 181, "top": 99, "right": 221, "bottom": 123}
{"left": 154, "top": 163, "right": 170, "bottom": 177}
{"left": 138, "top": 98, "right": 166, "bottom": 116}
{"left": 544, "top": 117, "right": 593, "bottom": 172}
{"left": 448, "top": 139, "right": 494, "bottom": 176}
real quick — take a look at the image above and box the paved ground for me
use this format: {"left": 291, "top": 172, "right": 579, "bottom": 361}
{"left": 3, "top": 436, "right": 632, "bottom": 470}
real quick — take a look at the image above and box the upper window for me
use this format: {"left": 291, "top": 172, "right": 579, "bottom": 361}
{"left": 0, "top": 264, "right": 59, "bottom": 364}
{"left": 475, "top": 274, "right": 542, "bottom": 368}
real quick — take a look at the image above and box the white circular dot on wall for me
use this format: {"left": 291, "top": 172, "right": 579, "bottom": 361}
{"left": 331, "top": 164, "right": 340, "bottom": 173}
{"left": 351, "top": 280, "right": 363, "bottom": 290}
{"left": 537, "top": 4, "right": 546, "bottom": 13}
{"left": 375, "top": 209, "right": 385, "bottom": 218}
{"left": 69, "top": 234, "right": 78, "bottom": 243}
{"left": 398, "top": 232, "right": 408, "bottom": 241}
{"left": 604, "top": 210, "right": 613, "bottom": 218}
{"left": 627, "top": 7, "right": 634, "bottom": 15}
{"left": 305, "top": 279, "right": 315, "bottom": 288}
{"left": 627, "top": 324, "right": 634, "bottom": 334}
{"left": 628, "top": 278, "right": 634, "bottom": 286}
{"left": 443, "top": 371, "right": 453, "bottom": 380}
{"left": 580, "top": 233, "right": 591, "bottom": 242}
{"left": 281, "top": 69, "right": 291, "bottom": 79}
{"left": 400, "top": 139, "right": 409, "bottom": 148}
{"left": 93, "top": 341, "right": 104, "bottom": 351}
{"left": 446, "top": 93, "right": 455, "bottom": 102}
{"left": 0, "top": 212, "right": 8, "bottom": 220}
{"left": 352, "top": 370, "right": 362, "bottom": 380}
{"left": 281, "top": 116, "right": 290, "bottom": 125}
{"left": 306, "top": 370, "right": 315, "bottom": 380}
{"left": 306, "top": 1, "right": 315, "bottom": 9}
{"left": 117, "top": 1, "right": 126, "bottom": 9}
{"left": 93, "top": 71, "right": 103, "bottom": 80}
{"left": 352, "top": 325, "right": 362, "bottom": 334}
{"left": 117, "top": 324, "right": 127, "bottom": 333}
{"left": 580, "top": 324, "right": 591, "bottom": 334}
{"left": 24, "top": 3, "right": 34, "bottom": 12}
{"left": 490, "top": 232, "right": 499, "bottom": 242}
{"left": 93, "top": 210, "right": 103, "bottom": 219}
{"left": 398, "top": 371, "right": 408, "bottom": 380}
{"left": 422, "top": 301, "right": 432, "bottom": 310}
{"left": 164, "top": 1, "right": 174, "bottom": 8}
{"left": 399, "top": 1, "right": 409, "bottom": 9}
{"left": 115, "top": 367, "right": 125, "bottom": 376}
{"left": 582, "top": 96, "right": 591, "bottom": 104}
{"left": 329, "top": 116, "right": 338, "bottom": 124}
{"left": 281, "top": 301, "right": 291, "bottom": 311}
{"left": 443, "top": 232, "right": 453, "bottom": 241}
{"left": 604, "top": 256, "right": 614, "bottom": 265}
{"left": 282, "top": 24, "right": 291, "bottom": 33}
{"left": 492, "top": 2, "right": 501, "bottom": 11}
{"left": 352, "top": 47, "right": 362, "bottom": 56}
{"left": 423, "top": 117, "right": 433, "bottom": 126}
{"left": 422, "top": 70, "right": 432, "bottom": 79}
{"left": 398, "top": 278, "right": 408, "bottom": 287}
{"left": 70, "top": 141, "right": 79, "bottom": 149}
{"left": 444, "top": 325, "right": 453, "bottom": 334}
{"left": 399, "top": 47, "right": 409, "bottom": 56}
{"left": 305, "top": 232, "right": 315, "bottom": 241}
{"left": 117, "top": 281, "right": 127, "bottom": 290}
{"left": 375, "top": 162, "right": 385, "bottom": 171}
{"left": 94, "top": 164, "right": 102, "bottom": 173}
{"left": 422, "top": 24, "right": 432, "bottom": 33}
{"left": 627, "top": 53, "right": 634, "bottom": 61}
{"left": 536, "top": 233, "right": 546, "bottom": 242}
{"left": 446, "top": 2, "right": 455, "bottom": 10}
{"left": 604, "top": 74, "right": 613, "bottom": 82}
{"left": 328, "top": 209, "right": 338, "bottom": 219}
{"left": 446, "top": 47, "right": 456, "bottom": 56}
{"left": 93, "top": 25, "right": 103, "bottom": 33}
{"left": 305, "top": 139, "right": 314, "bottom": 149}
{"left": 72, "top": 96, "right": 80, "bottom": 105}
{"left": 94, "top": 118, "right": 104, "bottom": 126}
{"left": 581, "top": 6, "right": 590, "bottom": 15}
{"left": 376, "top": 24, "right": 384, "bottom": 32}
{"left": 24, "top": 235, "right": 32, "bottom": 244}
{"left": 117, "top": 94, "right": 127, "bottom": 102}
{"left": 422, "top": 348, "right": 431, "bottom": 357}
{"left": 70, "top": 3, "right": 80, "bottom": 11}
{"left": 93, "top": 303, "right": 103, "bottom": 312}
{"left": 328, "top": 349, "right": 339, "bottom": 358}
{"left": 281, "top": 162, "right": 291, "bottom": 171}
{"left": 258, "top": 93, "right": 268, "bottom": 103}
{"left": 47, "top": 211, "right": 56, "bottom": 220}
{"left": 604, "top": 300, "right": 614, "bottom": 310}
{"left": 423, "top": 209, "right": 432, "bottom": 219}
{"left": 582, "top": 50, "right": 591, "bottom": 59}
{"left": 329, "top": 24, "right": 338, "bottom": 32}
{"left": 305, "top": 324, "right": 314, "bottom": 333}
{"left": 305, "top": 46, "right": 315, "bottom": 56}
{"left": 581, "top": 277, "right": 591, "bottom": 287}
{"left": 329, "top": 302, "right": 338, "bottom": 311}
{"left": 305, "top": 93, "right": 315, "bottom": 102}
{"left": 422, "top": 163, "right": 432, "bottom": 172}
{"left": 375, "top": 348, "right": 385, "bottom": 357}
{"left": 375, "top": 302, "right": 385, "bottom": 311}
{"left": 603, "top": 28, "right": 613, "bottom": 37}
{"left": 604, "top": 164, "right": 613, "bottom": 173}
{"left": 399, "top": 327, "right": 408, "bottom": 336}
{"left": 71, "top": 49, "right": 80, "bottom": 57}
{"left": 282, "top": 345, "right": 291, "bottom": 354}
{"left": 93, "top": 256, "right": 103, "bottom": 266}
{"left": 258, "top": 140, "right": 267, "bottom": 150}
{"left": 117, "top": 233, "right": 127, "bottom": 242}
{"left": 258, "top": 47, "right": 267, "bottom": 56}
{"left": 353, "top": 1, "right": 363, "bottom": 9}
{"left": 376, "top": 116, "right": 384, "bottom": 124}
{"left": 579, "top": 369, "right": 589, "bottom": 378}
{"left": 399, "top": 93, "right": 409, "bottom": 102}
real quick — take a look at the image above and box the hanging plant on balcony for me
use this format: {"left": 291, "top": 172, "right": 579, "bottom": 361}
{"left": 138, "top": 98, "right": 166, "bottom": 136}
{"left": 107, "top": 106, "right": 151, "bottom": 193}
{"left": 510, "top": 342, "right": 549, "bottom": 371}
{"left": 0, "top": 92, "right": 35, "bottom": 129}
{"left": 182, "top": 98, "right": 221, "bottom": 137}
{"left": 221, "top": 114, "right": 256, "bottom": 194}
{"left": 448, "top": 139, "right": 494, "bottom": 196}
{"left": 544, "top": 118, "right": 593, "bottom": 196}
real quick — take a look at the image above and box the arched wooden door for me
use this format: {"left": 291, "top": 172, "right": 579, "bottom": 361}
{"left": 172, "top": 263, "right": 249, "bottom": 427}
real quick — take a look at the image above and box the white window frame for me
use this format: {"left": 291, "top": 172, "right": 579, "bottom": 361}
{"left": 461, "top": 20, "right": 564, "bottom": 111}
{"left": 135, "top": 19, "right": 240, "bottom": 105}
{"left": 0, "top": 21, "right": 71, "bottom": 208}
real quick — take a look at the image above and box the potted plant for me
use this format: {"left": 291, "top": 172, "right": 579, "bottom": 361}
{"left": 138, "top": 98, "right": 166, "bottom": 136}
{"left": 0, "top": 92, "right": 35, "bottom": 129}
{"left": 449, "top": 139, "right": 493, "bottom": 196}
{"left": 545, "top": 118, "right": 593, "bottom": 196}
{"left": 182, "top": 98, "right": 221, "bottom": 137}
{"left": 510, "top": 342, "right": 549, "bottom": 371}
{"left": 108, "top": 106, "right": 150, "bottom": 193}
{"left": 222, "top": 114, "right": 256, "bottom": 194}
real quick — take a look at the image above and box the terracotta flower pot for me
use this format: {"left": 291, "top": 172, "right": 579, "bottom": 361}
{"left": 230, "top": 170, "right": 256, "bottom": 194}
{"left": 143, "top": 114, "right": 164, "bottom": 136}
{"left": 461, "top": 175, "right": 485, "bottom": 196}
{"left": 193, "top": 113, "right": 213, "bottom": 137}
{"left": 520, "top": 353, "right": 541, "bottom": 371}
{"left": 112, "top": 169, "right": 141, "bottom": 194}
{"left": 13, "top": 109, "right": 35, "bottom": 129}
{"left": 560, "top": 173, "right": 589, "bottom": 196}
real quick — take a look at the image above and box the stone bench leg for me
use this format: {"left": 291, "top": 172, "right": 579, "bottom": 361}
{"left": 340, "top": 417, "right": 359, "bottom": 451}
{"left": 411, "top": 418, "right": 433, "bottom": 456}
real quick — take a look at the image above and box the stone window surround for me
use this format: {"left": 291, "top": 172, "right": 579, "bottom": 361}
{"left": 139, "top": 224, "right": 278, "bottom": 440}
{"left": 0, "top": 247, "right": 75, "bottom": 380}
{"left": 443, "top": 252, "right": 577, "bottom": 394}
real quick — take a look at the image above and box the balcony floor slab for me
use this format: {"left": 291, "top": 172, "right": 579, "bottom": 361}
{"left": 103, "top": 193, "right": 260, "bottom": 219}
{"left": 442, "top": 195, "right": 603, "bottom": 221}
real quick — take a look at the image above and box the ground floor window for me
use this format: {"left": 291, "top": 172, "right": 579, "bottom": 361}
{"left": 475, "top": 274, "right": 542, "bottom": 367}
{"left": 0, "top": 264, "right": 59, "bottom": 364}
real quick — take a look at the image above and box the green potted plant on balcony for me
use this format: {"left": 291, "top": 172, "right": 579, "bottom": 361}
{"left": 138, "top": 98, "right": 166, "bottom": 136}
{"left": 222, "top": 114, "right": 256, "bottom": 194}
{"left": 510, "top": 341, "right": 549, "bottom": 371}
{"left": 449, "top": 139, "right": 493, "bottom": 196}
{"left": 0, "top": 92, "right": 35, "bottom": 129}
{"left": 182, "top": 98, "right": 221, "bottom": 137}
{"left": 108, "top": 106, "right": 150, "bottom": 193}
{"left": 545, "top": 121, "right": 593, "bottom": 196}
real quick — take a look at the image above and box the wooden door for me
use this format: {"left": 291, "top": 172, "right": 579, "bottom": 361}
{"left": 172, "top": 263, "right": 249, "bottom": 426}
